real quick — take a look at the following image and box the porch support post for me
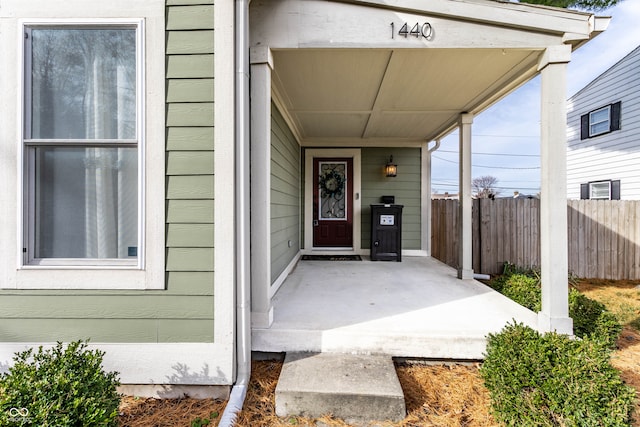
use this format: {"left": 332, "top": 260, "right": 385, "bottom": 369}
{"left": 250, "top": 47, "right": 274, "bottom": 328}
{"left": 537, "top": 45, "right": 573, "bottom": 335}
{"left": 422, "top": 141, "right": 431, "bottom": 256}
{"left": 458, "top": 113, "right": 474, "bottom": 280}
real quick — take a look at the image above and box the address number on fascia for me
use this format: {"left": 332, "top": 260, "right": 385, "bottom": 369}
{"left": 390, "top": 22, "right": 434, "bottom": 40}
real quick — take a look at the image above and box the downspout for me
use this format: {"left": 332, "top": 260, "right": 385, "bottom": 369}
{"left": 219, "top": 0, "right": 251, "bottom": 425}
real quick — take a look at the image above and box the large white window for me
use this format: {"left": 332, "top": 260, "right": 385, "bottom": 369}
{"left": 24, "top": 25, "right": 142, "bottom": 266}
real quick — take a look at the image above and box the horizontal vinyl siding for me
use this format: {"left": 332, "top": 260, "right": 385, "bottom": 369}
{"left": 568, "top": 46, "right": 640, "bottom": 200}
{"left": 0, "top": 1, "right": 217, "bottom": 344}
{"left": 271, "top": 103, "right": 301, "bottom": 283}
{"left": 361, "top": 147, "right": 422, "bottom": 250}
{"left": 164, "top": 0, "right": 216, "bottom": 340}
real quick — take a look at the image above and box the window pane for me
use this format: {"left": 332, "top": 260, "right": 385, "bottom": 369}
{"left": 34, "top": 147, "right": 138, "bottom": 259}
{"left": 589, "top": 107, "right": 610, "bottom": 136}
{"left": 590, "top": 182, "right": 610, "bottom": 200}
{"left": 31, "top": 28, "right": 136, "bottom": 140}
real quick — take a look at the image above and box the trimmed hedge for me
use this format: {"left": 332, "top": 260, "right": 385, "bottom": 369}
{"left": 0, "top": 341, "right": 120, "bottom": 427}
{"left": 481, "top": 323, "right": 635, "bottom": 426}
{"left": 489, "top": 265, "right": 621, "bottom": 348}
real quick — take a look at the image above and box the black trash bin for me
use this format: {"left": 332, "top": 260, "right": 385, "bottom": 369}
{"left": 370, "top": 204, "right": 403, "bottom": 261}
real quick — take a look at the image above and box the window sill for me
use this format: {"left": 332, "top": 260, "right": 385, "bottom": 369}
{"left": 4, "top": 267, "right": 163, "bottom": 290}
{"left": 23, "top": 259, "right": 140, "bottom": 269}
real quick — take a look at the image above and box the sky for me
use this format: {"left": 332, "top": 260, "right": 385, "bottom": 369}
{"left": 431, "top": 0, "right": 640, "bottom": 197}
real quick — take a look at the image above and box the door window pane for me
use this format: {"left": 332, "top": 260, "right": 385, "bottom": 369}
{"left": 318, "top": 162, "right": 347, "bottom": 220}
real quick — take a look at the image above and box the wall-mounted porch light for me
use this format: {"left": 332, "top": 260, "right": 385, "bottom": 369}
{"left": 385, "top": 156, "right": 397, "bottom": 177}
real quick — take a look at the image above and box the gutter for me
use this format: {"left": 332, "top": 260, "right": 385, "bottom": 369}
{"left": 218, "top": 0, "right": 251, "bottom": 425}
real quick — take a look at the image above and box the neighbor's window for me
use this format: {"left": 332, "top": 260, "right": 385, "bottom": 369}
{"left": 580, "top": 101, "right": 621, "bottom": 139}
{"left": 590, "top": 181, "right": 611, "bottom": 200}
{"left": 580, "top": 179, "right": 620, "bottom": 200}
{"left": 24, "top": 25, "right": 140, "bottom": 266}
{"left": 588, "top": 106, "right": 611, "bottom": 137}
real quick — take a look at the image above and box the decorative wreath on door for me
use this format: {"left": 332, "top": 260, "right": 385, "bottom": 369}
{"left": 319, "top": 169, "right": 345, "bottom": 198}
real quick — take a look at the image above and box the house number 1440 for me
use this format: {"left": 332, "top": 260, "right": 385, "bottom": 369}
{"left": 390, "top": 22, "right": 433, "bottom": 40}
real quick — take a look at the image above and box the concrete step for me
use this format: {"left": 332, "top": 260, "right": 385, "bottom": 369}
{"left": 275, "top": 352, "right": 406, "bottom": 426}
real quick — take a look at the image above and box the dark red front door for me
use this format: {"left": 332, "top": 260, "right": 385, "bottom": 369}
{"left": 313, "top": 158, "right": 353, "bottom": 247}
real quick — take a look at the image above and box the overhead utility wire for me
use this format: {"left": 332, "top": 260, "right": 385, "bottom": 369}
{"left": 473, "top": 134, "right": 539, "bottom": 139}
{"left": 433, "top": 155, "right": 540, "bottom": 170}
{"left": 437, "top": 149, "right": 539, "bottom": 157}
{"left": 432, "top": 182, "right": 541, "bottom": 191}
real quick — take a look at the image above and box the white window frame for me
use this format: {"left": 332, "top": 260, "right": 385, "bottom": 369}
{"left": 0, "top": 2, "right": 166, "bottom": 290}
{"left": 589, "top": 180, "right": 611, "bottom": 200}
{"left": 21, "top": 20, "right": 145, "bottom": 268}
{"left": 588, "top": 105, "right": 611, "bottom": 137}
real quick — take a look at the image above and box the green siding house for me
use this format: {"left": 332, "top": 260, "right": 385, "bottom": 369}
{"left": 0, "top": 0, "right": 606, "bottom": 398}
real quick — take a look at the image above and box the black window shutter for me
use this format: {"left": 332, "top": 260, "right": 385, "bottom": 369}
{"left": 610, "top": 101, "right": 622, "bottom": 131}
{"left": 580, "top": 114, "right": 589, "bottom": 139}
{"left": 580, "top": 183, "right": 590, "bottom": 199}
{"left": 611, "top": 180, "right": 621, "bottom": 200}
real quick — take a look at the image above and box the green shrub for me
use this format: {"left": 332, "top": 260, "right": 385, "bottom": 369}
{"left": 569, "top": 288, "right": 622, "bottom": 348}
{"left": 480, "top": 322, "right": 635, "bottom": 426}
{"left": 0, "top": 340, "right": 120, "bottom": 427}
{"left": 489, "top": 266, "right": 621, "bottom": 348}
{"left": 500, "top": 273, "right": 541, "bottom": 312}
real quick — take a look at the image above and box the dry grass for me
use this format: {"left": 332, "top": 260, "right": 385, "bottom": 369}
{"left": 574, "top": 279, "right": 640, "bottom": 426}
{"left": 118, "top": 279, "right": 640, "bottom": 427}
{"left": 573, "top": 279, "right": 640, "bottom": 329}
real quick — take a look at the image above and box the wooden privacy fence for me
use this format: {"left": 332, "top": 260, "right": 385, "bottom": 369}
{"left": 431, "top": 199, "right": 640, "bottom": 280}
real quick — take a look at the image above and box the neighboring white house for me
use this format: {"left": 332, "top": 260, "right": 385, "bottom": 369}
{"left": 567, "top": 45, "right": 640, "bottom": 200}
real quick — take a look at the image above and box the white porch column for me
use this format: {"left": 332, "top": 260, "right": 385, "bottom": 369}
{"left": 537, "top": 45, "right": 573, "bottom": 335}
{"left": 250, "top": 47, "right": 273, "bottom": 328}
{"left": 422, "top": 141, "right": 431, "bottom": 256}
{"left": 458, "top": 114, "right": 474, "bottom": 280}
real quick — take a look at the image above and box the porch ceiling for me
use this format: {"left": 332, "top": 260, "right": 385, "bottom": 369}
{"left": 271, "top": 47, "right": 541, "bottom": 144}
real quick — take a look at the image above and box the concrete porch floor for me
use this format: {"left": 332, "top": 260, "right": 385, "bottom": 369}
{"left": 252, "top": 256, "right": 538, "bottom": 359}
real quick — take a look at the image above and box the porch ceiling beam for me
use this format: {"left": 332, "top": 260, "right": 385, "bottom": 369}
{"left": 333, "top": 0, "right": 595, "bottom": 37}
{"left": 301, "top": 139, "right": 427, "bottom": 147}
{"left": 287, "top": 109, "right": 462, "bottom": 115}
{"left": 362, "top": 50, "right": 393, "bottom": 139}
{"left": 252, "top": 1, "right": 569, "bottom": 50}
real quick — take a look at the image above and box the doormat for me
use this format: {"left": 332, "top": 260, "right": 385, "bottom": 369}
{"left": 301, "top": 255, "right": 362, "bottom": 261}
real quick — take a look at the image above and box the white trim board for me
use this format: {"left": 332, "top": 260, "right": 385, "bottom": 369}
{"left": 0, "top": 0, "right": 166, "bottom": 290}
{"left": 0, "top": 343, "right": 233, "bottom": 385}
{"left": 304, "top": 149, "right": 362, "bottom": 252}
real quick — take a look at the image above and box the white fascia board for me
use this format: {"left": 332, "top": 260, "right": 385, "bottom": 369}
{"left": 333, "top": 0, "right": 596, "bottom": 40}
